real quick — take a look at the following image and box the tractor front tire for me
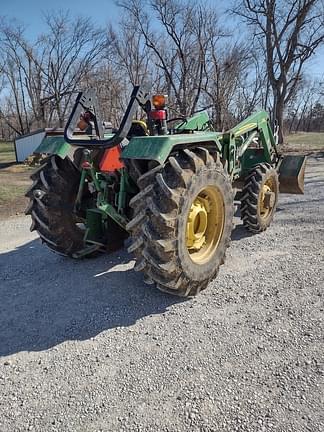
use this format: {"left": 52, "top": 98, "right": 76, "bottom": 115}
{"left": 127, "top": 148, "right": 234, "bottom": 297}
{"left": 240, "top": 163, "right": 279, "bottom": 233}
{"left": 25, "top": 155, "right": 125, "bottom": 256}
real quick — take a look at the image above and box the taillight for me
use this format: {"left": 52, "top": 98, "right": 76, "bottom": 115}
{"left": 148, "top": 94, "right": 168, "bottom": 135}
{"left": 149, "top": 110, "right": 167, "bottom": 120}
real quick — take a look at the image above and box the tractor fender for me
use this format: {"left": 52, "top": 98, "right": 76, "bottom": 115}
{"left": 121, "top": 132, "right": 222, "bottom": 165}
{"left": 33, "top": 135, "right": 73, "bottom": 159}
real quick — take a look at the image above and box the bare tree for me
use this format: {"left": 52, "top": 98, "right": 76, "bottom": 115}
{"left": 286, "top": 77, "right": 324, "bottom": 131}
{"left": 0, "top": 21, "right": 31, "bottom": 134}
{"left": 1, "top": 2, "right": 323, "bottom": 140}
{"left": 38, "top": 12, "right": 108, "bottom": 127}
{"left": 118, "top": 0, "right": 222, "bottom": 117}
{"left": 203, "top": 42, "right": 249, "bottom": 129}
{"left": 109, "top": 14, "right": 153, "bottom": 88}
{"left": 233, "top": 0, "right": 324, "bottom": 142}
{"left": 81, "top": 63, "right": 129, "bottom": 127}
{"left": 0, "top": 12, "right": 108, "bottom": 134}
{"left": 102, "top": 13, "right": 156, "bottom": 122}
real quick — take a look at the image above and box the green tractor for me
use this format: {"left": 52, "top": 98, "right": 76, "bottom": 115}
{"left": 26, "top": 85, "right": 306, "bottom": 296}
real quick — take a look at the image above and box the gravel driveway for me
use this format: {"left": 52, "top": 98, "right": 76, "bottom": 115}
{"left": 0, "top": 155, "right": 323, "bottom": 432}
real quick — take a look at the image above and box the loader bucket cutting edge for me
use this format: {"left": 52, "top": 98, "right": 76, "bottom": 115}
{"left": 279, "top": 155, "right": 307, "bottom": 195}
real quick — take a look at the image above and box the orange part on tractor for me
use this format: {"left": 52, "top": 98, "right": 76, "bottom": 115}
{"left": 99, "top": 145, "right": 125, "bottom": 172}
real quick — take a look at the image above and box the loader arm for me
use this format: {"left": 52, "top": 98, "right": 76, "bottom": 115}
{"left": 221, "top": 110, "right": 279, "bottom": 179}
{"left": 221, "top": 110, "right": 305, "bottom": 194}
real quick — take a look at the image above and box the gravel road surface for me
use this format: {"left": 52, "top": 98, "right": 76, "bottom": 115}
{"left": 0, "top": 155, "right": 323, "bottom": 432}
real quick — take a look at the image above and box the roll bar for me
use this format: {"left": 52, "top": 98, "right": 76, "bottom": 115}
{"left": 64, "top": 85, "right": 150, "bottom": 148}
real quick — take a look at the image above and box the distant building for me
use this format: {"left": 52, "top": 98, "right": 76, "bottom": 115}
{"left": 14, "top": 129, "right": 64, "bottom": 162}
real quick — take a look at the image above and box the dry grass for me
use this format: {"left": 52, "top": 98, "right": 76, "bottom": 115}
{"left": 285, "top": 132, "right": 324, "bottom": 152}
{"left": 0, "top": 141, "right": 32, "bottom": 219}
{"left": 0, "top": 141, "right": 16, "bottom": 164}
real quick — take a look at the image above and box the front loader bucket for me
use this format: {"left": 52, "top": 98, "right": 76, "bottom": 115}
{"left": 279, "top": 155, "right": 307, "bottom": 194}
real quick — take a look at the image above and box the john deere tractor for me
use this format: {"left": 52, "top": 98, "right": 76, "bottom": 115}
{"left": 26, "top": 85, "right": 306, "bottom": 296}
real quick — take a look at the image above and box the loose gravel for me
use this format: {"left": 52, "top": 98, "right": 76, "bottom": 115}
{"left": 0, "top": 155, "right": 323, "bottom": 432}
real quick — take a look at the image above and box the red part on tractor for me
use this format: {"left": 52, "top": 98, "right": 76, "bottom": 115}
{"left": 99, "top": 145, "right": 125, "bottom": 172}
{"left": 149, "top": 110, "right": 166, "bottom": 120}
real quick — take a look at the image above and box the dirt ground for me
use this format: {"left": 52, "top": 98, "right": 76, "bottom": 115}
{"left": 0, "top": 155, "right": 323, "bottom": 432}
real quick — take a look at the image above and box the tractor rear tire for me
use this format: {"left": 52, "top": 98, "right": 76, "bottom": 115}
{"left": 240, "top": 163, "right": 279, "bottom": 233}
{"left": 25, "top": 155, "right": 125, "bottom": 257}
{"left": 126, "top": 148, "right": 234, "bottom": 297}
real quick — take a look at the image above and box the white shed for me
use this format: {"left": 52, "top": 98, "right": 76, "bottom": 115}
{"left": 14, "top": 129, "right": 46, "bottom": 162}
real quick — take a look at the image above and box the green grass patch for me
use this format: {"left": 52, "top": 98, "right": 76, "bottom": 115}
{"left": 0, "top": 184, "right": 27, "bottom": 205}
{"left": 286, "top": 132, "right": 324, "bottom": 149}
{"left": 0, "top": 140, "right": 31, "bottom": 216}
{"left": 0, "top": 141, "right": 15, "bottom": 163}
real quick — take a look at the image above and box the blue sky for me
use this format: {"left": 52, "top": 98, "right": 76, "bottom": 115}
{"left": 0, "top": 0, "right": 119, "bottom": 37}
{"left": 1, "top": 0, "right": 323, "bottom": 78}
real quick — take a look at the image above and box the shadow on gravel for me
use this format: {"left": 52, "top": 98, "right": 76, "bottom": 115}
{"left": 278, "top": 198, "right": 323, "bottom": 206}
{"left": 0, "top": 239, "right": 185, "bottom": 356}
{"left": 309, "top": 151, "right": 324, "bottom": 160}
{"left": 231, "top": 224, "right": 254, "bottom": 241}
{"left": 305, "top": 180, "right": 324, "bottom": 186}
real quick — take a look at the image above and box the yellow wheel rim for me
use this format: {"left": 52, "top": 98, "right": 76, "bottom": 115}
{"left": 186, "top": 186, "right": 225, "bottom": 264}
{"left": 258, "top": 177, "right": 276, "bottom": 219}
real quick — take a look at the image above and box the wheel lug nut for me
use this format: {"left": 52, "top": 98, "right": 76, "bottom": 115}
{"left": 34, "top": 189, "right": 43, "bottom": 199}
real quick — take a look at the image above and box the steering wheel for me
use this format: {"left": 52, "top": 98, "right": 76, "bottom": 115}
{"left": 166, "top": 116, "right": 187, "bottom": 123}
